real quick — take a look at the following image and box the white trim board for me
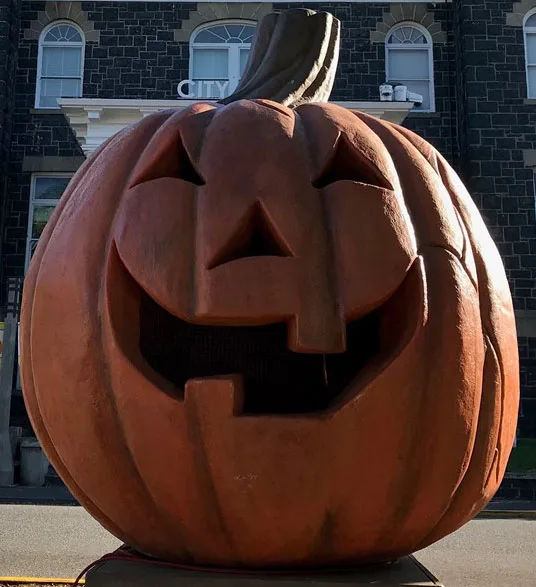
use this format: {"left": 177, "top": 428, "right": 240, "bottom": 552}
{"left": 58, "top": 97, "right": 415, "bottom": 154}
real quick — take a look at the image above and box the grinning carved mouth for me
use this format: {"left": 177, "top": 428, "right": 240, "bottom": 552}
{"left": 139, "top": 293, "right": 381, "bottom": 415}
{"left": 136, "top": 259, "right": 421, "bottom": 416}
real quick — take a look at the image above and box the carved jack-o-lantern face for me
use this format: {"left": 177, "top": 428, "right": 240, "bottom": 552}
{"left": 21, "top": 100, "right": 519, "bottom": 567}
{"left": 118, "top": 100, "right": 416, "bottom": 416}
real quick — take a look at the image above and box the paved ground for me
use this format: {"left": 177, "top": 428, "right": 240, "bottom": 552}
{"left": 0, "top": 504, "right": 534, "bottom": 585}
{"left": 415, "top": 519, "right": 536, "bottom": 587}
{"left": 0, "top": 505, "right": 120, "bottom": 578}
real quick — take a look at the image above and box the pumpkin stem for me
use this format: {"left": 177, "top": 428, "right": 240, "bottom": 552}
{"left": 219, "top": 9, "right": 340, "bottom": 107}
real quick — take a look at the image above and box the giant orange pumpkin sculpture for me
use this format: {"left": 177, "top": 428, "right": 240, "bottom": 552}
{"left": 21, "top": 9, "right": 518, "bottom": 570}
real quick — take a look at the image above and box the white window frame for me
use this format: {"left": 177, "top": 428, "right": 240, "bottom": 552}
{"left": 385, "top": 22, "right": 435, "bottom": 113}
{"left": 524, "top": 10, "right": 536, "bottom": 98}
{"left": 35, "top": 20, "right": 85, "bottom": 109}
{"left": 25, "top": 173, "right": 72, "bottom": 271}
{"left": 189, "top": 20, "right": 256, "bottom": 99}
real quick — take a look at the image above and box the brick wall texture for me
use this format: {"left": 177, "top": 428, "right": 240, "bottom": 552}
{"left": 0, "top": 1, "right": 535, "bottom": 437}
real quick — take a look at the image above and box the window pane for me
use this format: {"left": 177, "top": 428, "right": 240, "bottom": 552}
{"left": 527, "top": 66, "right": 536, "bottom": 97}
{"left": 44, "top": 24, "right": 82, "bottom": 43}
{"left": 240, "top": 48, "right": 250, "bottom": 76}
{"left": 29, "top": 239, "right": 39, "bottom": 262}
{"left": 40, "top": 77, "right": 80, "bottom": 106}
{"left": 388, "top": 49, "right": 429, "bottom": 80}
{"left": 62, "top": 47, "right": 82, "bottom": 76}
{"left": 42, "top": 46, "right": 81, "bottom": 77}
{"left": 192, "top": 48, "right": 228, "bottom": 79}
{"left": 241, "top": 25, "right": 255, "bottom": 40}
{"left": 195, "top": 23, "right": 256, "bottom": 44}
{"left": 226, "top": 25, "right": 245, "bottom": 39}
{"left": 39, "top": 78, "right": 62, "bottom": 107}
{"left": 67, "top": 28, "right": 82, "bottom": 42}
{"left": 44, "top": 27, "right": 61, "bottom": 42}
{"left": 388, "top": 26, "right": 427, "bottom": 45}
{"left": 42, "top": 47, "right": 64, "bottom": 76}
{"left": 34, "top": 176, "right": 71, "bottom": 200}
{"left": 31, "top": 206, "right": 57, "bottom": 239}
{"left": 195, "top": 26, "right": 228, "bottom": 43}
{"left": 60, "top": 77, "right": 81, "bottom": 98}
{"left": 526, "top": 14, "right": 536, "bottom": 27}
{"left": 526, "top": 33, "right": 536, "bottom": 64}
{"left": 403, "top": 80, "right": 432, "bottom": 110}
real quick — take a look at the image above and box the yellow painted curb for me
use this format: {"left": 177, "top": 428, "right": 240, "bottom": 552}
{"left": 0, "top": 578, "right": 84, "bottom": 584}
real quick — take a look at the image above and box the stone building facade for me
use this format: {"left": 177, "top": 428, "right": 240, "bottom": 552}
{"left": 0, "top": 0, "right": 535, "bottom": 439}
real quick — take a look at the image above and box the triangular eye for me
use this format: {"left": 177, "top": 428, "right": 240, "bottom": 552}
{"left": 176, "top": 140, "right": 205, "bottom": 185}
{"left": 130, "top": 135, "right": 205, "bottom": 187}
{"left": 208, "top": 203, "right": 293, "bottom": 269}
{"left": 313, "top": 134, "right": 392, "bottom": 190}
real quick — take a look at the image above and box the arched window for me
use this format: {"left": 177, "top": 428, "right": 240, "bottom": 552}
{"left": 524, "top": 11, "right": 536, "bottom": 97}
{"left": 189, "top": 21, "right": 256, "bottom": 99}
{"left": 385, "top": 23, "right": 434, "bottom": 112}
{"left": 36, "top": 21, "right": 84, "bottom": 108}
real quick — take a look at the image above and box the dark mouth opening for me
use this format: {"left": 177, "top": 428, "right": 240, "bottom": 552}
{"left": 139, "top": 296, "right": 381, "bottom": 415}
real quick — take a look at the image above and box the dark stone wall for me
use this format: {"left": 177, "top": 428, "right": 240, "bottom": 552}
{"left": 82, "top": 1, "right": 197, "bottom": 99}
{"left": 2, "top": 2, "right": 82, "bottom": 291}
{"left": 0, "top": 0, "right": 20, "bottom": 307}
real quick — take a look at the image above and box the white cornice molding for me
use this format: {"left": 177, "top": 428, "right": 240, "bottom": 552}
{"left": 58, "top": 98, "right": 415, "bottom": 155}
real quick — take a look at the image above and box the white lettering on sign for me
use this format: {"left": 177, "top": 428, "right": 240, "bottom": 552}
{"left": 177, "top": 79, "right": 231, "bottom": 99}
{"left": 177, "top": 80, "right": 194, "bottom": 98}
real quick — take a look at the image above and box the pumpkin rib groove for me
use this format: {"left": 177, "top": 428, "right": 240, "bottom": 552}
{"left": 381, "top": 123, "right": 478, "bottom": 294}
{"left": 349, "top": 113, "right": 427, "bottom": 253}
{"left": 183, "top": 390, "right": 237, "bottom": 558}
{"left": 414, "top": 331, "right": 503, "bottom": 550}
{"left": 365, "top": 258, "right": 430, "bottom": 554}
{"left": 424, "top": 155, "right": 514, "bottom": 520}
{"left": 338, "top": 116, "right": 487, "bottom": 549}
{"left": 372, "top": 246, "right": 483, "bottom": 554}
{"left": 93, "top": 116, "right": 200, "bottom": 556}
{"left": 403, "top": 251, "right": 485, "bottom": 548}
{"left": 35, "top": 113, "right": 188, "bottom": 554}
{"left": 417, "top": 243, "right": 477, "bottom": 295}
{"left": 434, "top": 156, "right": 516, "bottom": 480}
{"left": 102, "top": 245, "right": 195, "bottom": 560}
{"left": 364, "top": 116, "right": 465, "bottom": 257}
{"left": 87, "top": 122, "right": 187, "bottom": 547}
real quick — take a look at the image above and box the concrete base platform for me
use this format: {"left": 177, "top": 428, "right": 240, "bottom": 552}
{"left": 86, "top": 556, "right": 444, "bottom": 587}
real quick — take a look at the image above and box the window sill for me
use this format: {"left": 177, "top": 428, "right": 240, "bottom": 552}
{"left": 524, "top": 99, "right": 536, "bottom": 105}
{"left": 30, "top": 108, "right": 64, "bottom": 115}
{"left": 406, "top": 111, "right": 440, "bottom": 118}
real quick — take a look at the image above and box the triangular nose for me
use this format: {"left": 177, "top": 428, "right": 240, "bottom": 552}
{"left": 208, "top": 202, "right": 293, "bottom": 270}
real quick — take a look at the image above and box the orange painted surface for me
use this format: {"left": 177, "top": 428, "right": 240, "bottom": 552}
{"left": 20, "top": 100, "right": 519, "bottom": 568}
